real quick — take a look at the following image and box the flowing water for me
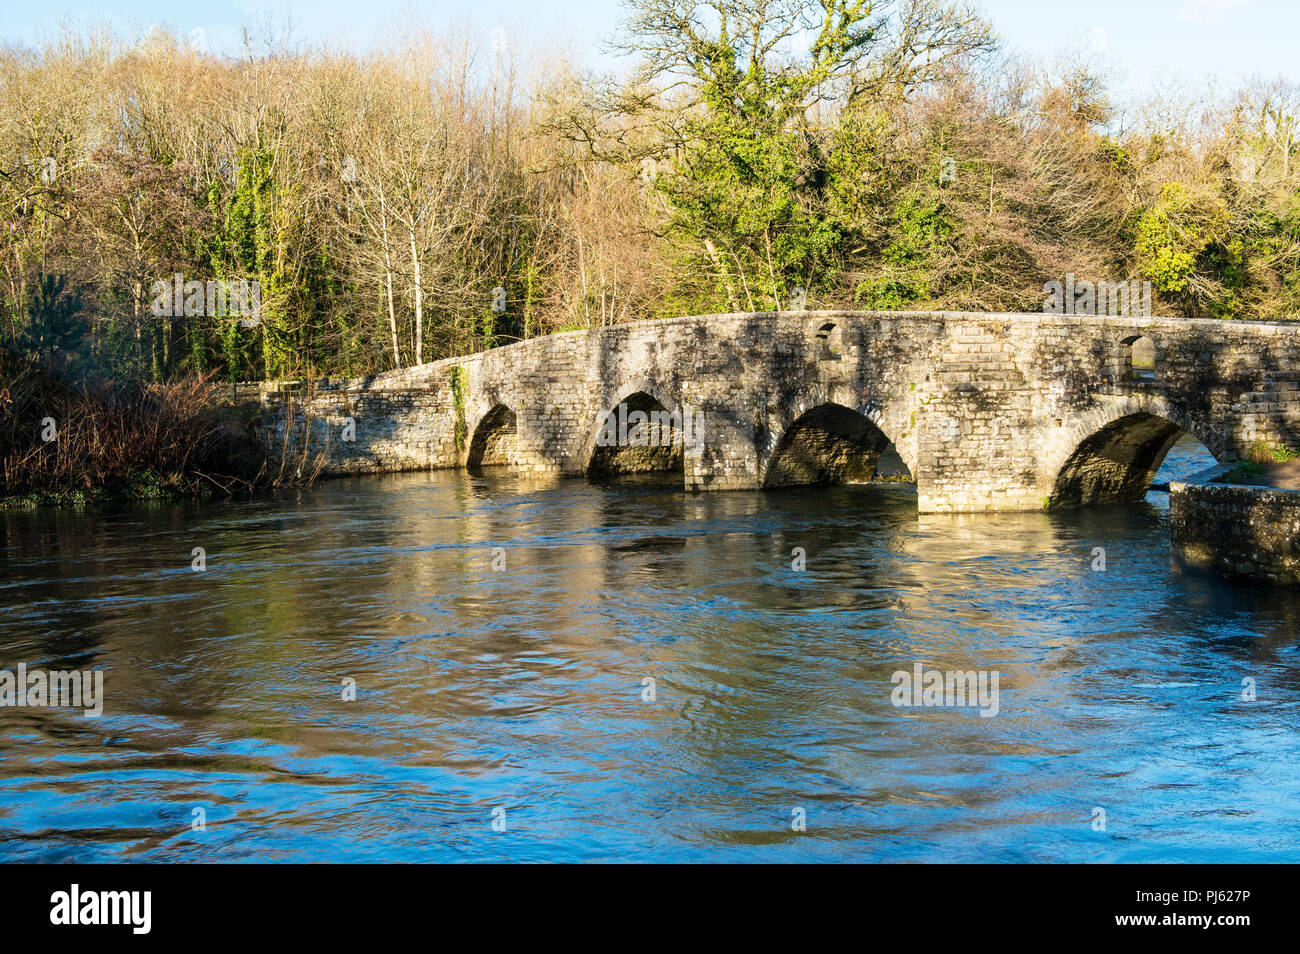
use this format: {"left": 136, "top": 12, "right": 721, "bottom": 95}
{"left": 1, "top": 438, "right": 1298, "bottom": 862}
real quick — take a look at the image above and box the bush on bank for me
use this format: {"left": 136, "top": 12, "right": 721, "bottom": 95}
{"left": 0, "top": 348, "right": 273, "bottom": 506}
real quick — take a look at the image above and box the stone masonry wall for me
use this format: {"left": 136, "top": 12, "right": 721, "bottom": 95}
{"left": 1170, "top": 481, "right": 1300, "bottom": 587}
{"left": 254, "top": 310, "right": 1300, "bottom": 513}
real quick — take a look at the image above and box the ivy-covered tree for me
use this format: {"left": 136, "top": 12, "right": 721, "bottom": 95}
{"left": 562, "top": 0, "right": 995, "bottom": 312}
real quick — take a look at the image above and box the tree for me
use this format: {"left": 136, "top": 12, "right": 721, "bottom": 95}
{"left": 71, "top": 147, "right": 210, "bottom": 379}
{"left": 557, "top": 0, "right": 995, "bottom": 311}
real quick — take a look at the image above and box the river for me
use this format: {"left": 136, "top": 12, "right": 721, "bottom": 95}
{"left": 1, "top": 437, "right": 1297, "bottom": 862}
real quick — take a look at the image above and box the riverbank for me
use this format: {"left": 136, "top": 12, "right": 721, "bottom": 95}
{"left": 1220, "top": 459, "right": 1300, "bottom": 490}
{"left": 0, "top": 351, "right": 312, "bottom": 509}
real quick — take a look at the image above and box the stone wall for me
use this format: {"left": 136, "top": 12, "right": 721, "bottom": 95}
{"left": 254, "top": 310, "right": 1300, "bottom": 512}
{"left": 1170, "top": 481, "right": 1300, "bottom": 586}
{"left": 257, "top": 379, "right": 457, "bottom": 475}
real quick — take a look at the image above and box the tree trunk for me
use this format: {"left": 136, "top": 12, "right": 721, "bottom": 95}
{"left": 704, "top": 238, "right": 740, "bottom": 311}
{"left": 379, "top": 197, "right": 401, "bottom": 369}
{"left": 409, "top": 226, "right": 423, "bottom": 365}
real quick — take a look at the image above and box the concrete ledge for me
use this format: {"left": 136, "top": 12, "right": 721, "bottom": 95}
{"left": 1170, "top": 480, "right": 1300, "bottom": 587}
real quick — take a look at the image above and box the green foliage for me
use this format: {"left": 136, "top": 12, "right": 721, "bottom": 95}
{"left": 449, "top": 365, "right": 468, "bottom": 452}
{"left": 1135, "top": 183, "right": 1208, "bottom": 294}
{"left": 1098, "top": 138, "right": 1131, "bottom": 173}
{"left": 203, "top": 146, "right": 344, "bottom": 380}
{"left": 19, "top": 274, "right": 85, "bottom": 372}
{"left": 1132, "top": 177, "right": 1292, "bottom": 319}
{"left": 658, "top": 113, "right": 841, "bottom": 307}
{"left": 1225, "top": 460, "right": 1266, "bottom": 482}
{"left": 855, "top": 273, "right": 929, "bottom": 309}
{"left": 883, "top": 192, "right": 956, "bottom": 263}
{"left": 206, "top": 150, "right": 272, "bottom": 380}
{"left": 854, "top": 190, "right": 954, "bottom": 308}
{"left": 1248, "top": 440, "right": 1300, "bottom": 464}
{"left": 1200, "top": 235, "right": 1251, "bottom": 319}
{"left": 646, "top": 2, "right": 876, "bottom": 310}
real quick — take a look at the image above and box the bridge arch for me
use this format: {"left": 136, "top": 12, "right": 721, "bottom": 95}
{"left": 762, "top": 401, "right": 912, "bottom": 489}
{"left": 584, "top": 385, "right": 689, "bottom": 479}
{"left": 467, "top": 403, "right": 520, "bottom": 471}
{"left": 1045, "top": 397, "right": 1220, "bottom": 509}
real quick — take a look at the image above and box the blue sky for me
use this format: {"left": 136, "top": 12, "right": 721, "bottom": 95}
{"left": 2, "top": 0, "right": 1294, "bottom": 102}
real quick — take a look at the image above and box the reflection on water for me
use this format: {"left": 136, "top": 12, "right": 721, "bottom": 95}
{"left": 0, "top": 437, "right": 1297, "bottom": 862}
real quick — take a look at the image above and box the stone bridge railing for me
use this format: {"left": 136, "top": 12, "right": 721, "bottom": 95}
{"left": 255, "top": 310, "right": 1300, "bottom": 513}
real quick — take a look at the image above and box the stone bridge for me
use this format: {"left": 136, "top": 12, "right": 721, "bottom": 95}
{"left": 257, "top": 310, "right": 1300, "bottom": 513}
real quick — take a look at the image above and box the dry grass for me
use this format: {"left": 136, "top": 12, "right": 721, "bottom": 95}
{"left": 0, "top": 350, "right": 311, "bottom": 501}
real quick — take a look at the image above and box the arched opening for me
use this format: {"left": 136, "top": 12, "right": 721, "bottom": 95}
{"left": 1152, "top": 432, "right": 1220, "bottom": 487}
{"left": 587, "top": 391, "right": 686, "bottom": 479}
{"left": 1050, "top": 412, "right": 1216, "bottom": 508}
{"left": 816, "top": 322, "right": 842, "bottom": 361}
{"left": 764, "top": 403, "right": 909, "bottom": 488}
{"left": 1121, "top": 334, "right": 1156, "bottom": 382}
{"left": 467, "top": 404, "right": 519, "bottom": 471}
